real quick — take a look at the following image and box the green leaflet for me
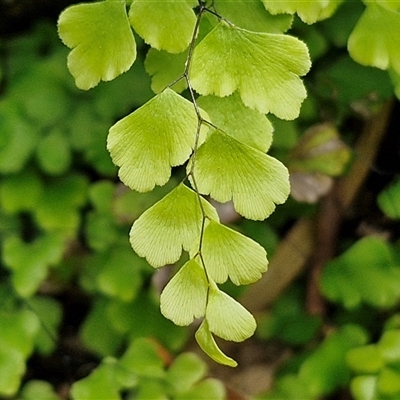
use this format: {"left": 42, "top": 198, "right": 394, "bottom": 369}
{"left": 191, "top": 22, "right": 311, "bottom": 120}
{"left": 367, "top": 0, "right": 400, "bottom": 12}
{"left": 288, "top": 123, "right": 352, "bottom": 176}
{"left": 378, "top": 178, "right": 400, "bottom": 219}
{"left": 108, "top": 89, "right": 207, "bottom": 192}
{"left": 144, "top": 15, "right": 214, "bottom": 94}
{"left": 191, "top": 130, "right": 290, "bottom": 220}
{"left": 195, "top": 320, "right": 237, "bottom": 367}
{"left": 0, "top": 100, "right": 39, "bottom": 173}
{"left": 201, "top": 220, "right": 268, "bottom": 285}
{"left": 3, "top": 234, "right": 65, "bottom": 298}
{"left": 96, "top": 245, "right": 143, "bottom": 302}
{"left": 36, "top": 129, "right": 71, "bottom": 175}
{"left": 145, "top": 49, "right": 188, "bottom": 93}
{"left": 160, "top": 259, "right": 208, "bottom": 326}
{"left": 321, "top": 236, "right": 400, "bottom": 309}
{"left": 19, "top": 380, "right": 60, "bottom": 400}
{"left": 26, "top": 297, "right": 62, "bottom": 356}
{"left": 211, "top": 0, "right": 293, "bottom": 33}
{"left": 205, "top": 281, "right": 256, "bottom": 342}
{"left": 0, "top": 310, "right": 40, "bottom": 396}
{"left": 130, "top": 184, "right": 218, "bottom": 267}
{"left": 347, "top": 345, "right": 384, "bottom": 373}
{"left": 70, "top": 358, "right": 120, "bottom": 400}
{"left": 165, "top": 353, "right": 207, "bottom": 394}
{"left": 0, "top": 171, "right": 42, "bottom": 214}
{"left": 348, "top": 3, "right": 400, "bottom": 74}
{"left": 58, "top": 1, "right": 136, "bottom": 90}
{"left": 175, "top": 378, "right": 226, "bottom": 400}
{"left": 129, "top": 0, "right": 196, "bottom": 54}
{"left": 197, "top": 93, "right": 273, "bottom": 152}
{"left": 298, "top": 324, "right": 368, "bottom": 397}
{"left": 261, "top": 0, "right": 344, "bottom": 24}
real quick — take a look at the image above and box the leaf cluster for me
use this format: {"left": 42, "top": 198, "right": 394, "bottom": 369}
{"left": 1, "top": 0, "right": 400, "bottom": 398}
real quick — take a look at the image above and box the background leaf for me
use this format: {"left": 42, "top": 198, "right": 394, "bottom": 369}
{"left": 261, "top": 0, "right": 344, "bottom": 24}
{"left": 348, "top": 3, "right": 400, "bottom": 74}
{"left": 321, "top": 236, "right": 400, "bottom": 309}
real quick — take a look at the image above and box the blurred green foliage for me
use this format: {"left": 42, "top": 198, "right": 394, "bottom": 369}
{"left": 1, "top": 1, "right": 400, "bottom": 399}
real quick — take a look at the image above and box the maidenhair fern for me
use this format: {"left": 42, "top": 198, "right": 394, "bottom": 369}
{"left": 58, "top": 0, "right": 313, "bottom": 365}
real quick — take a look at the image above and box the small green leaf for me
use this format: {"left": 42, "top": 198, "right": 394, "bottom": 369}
{"left": 58, "top": 1, "right": 136, "bottom": 89}
{"left": 191, "top": 130, "right": 290, "bottom": 220}
{"left": 378, "top": 330, "right": 400, "bottom": 364}
{"left": 261, "top": 0, "right": 344, "bottom": 24}
{"left": 136, "top": 378, "right": 168, "bottom": 400}
{"left": 130, "top": 184, "right": 218, "bottom": 267}
{"left": 197, "top": 93, "right": 273, "bottom": 152}
{"left": 0, "top": 310, "right": 40, "bottom": 396}
{"left": 195, "top": 320, "right": 237, "bottom": 367}
{"left": 129, "top": 0, "right": 196, "bottom": 53}
{"left": 160, "top": 259, "right": 208, "bottom": 326}
{"left": 321, "top": 236, "right": 400, "bottom": 309}
{"left": 0, "top": 309, "right": 39, "bottom": 357}
{"left": 0, "top": 171, "right": 42, "bottom": 213}
{"left": 106, "top": 293, "right": 188, "bottom": 351}
{"left": 200, "top": 220, "right": 268, "bottom": 285}
{"left": 70, "top": 358, "right": 120, "bottom": 400}
{"left": 265, "top": 374, "right": 313, "bottom": 400}
{"left": 346, "top": 345, "right": 384, "bottom": 373}
{"left": 20, "top": 380, "right": 60, "bottom": 400}
{"left": 288, "top": 123, "right": 351, "bottom": 176}
{"left": 108, "top": 89, "right": 207, "bottom": 192}
{"left": 0, "top": 100, "right": 38, "bottom": 173}
{"left": 80, "top": 298, "right": 124, "bottom": 356}
{"left": 118, "top": 337, "right": 165, "bottom": 379}
{"left": 191, "top": 22, "right": 311, "bottom": 119}
{"left": 176, "top": 378, "right": 226, "bottom": 400}
{"left": 36, "top": 128, "right": 71, "bottom": 175}
{"left": 89, "top": 180, "right": 115, "bottom": 214}
{"left": 34, "top": 175, "right": 88, "bottom": 236}
{"left": 145, "top": 49, "right": 188, "bottom": 93}
{"left": 0, "top": 347, "right": 25, "bottom": 397}
{"left": 96, "top": 245, "right": 143, "bottom": 302}
{"left": 299, "top": 324, "right": 368, "bottom": 397}
{"left": 378, "top": 178, "right": 400, "bottom": 219}
{"left": 350, "top": 375, "right": 377, "bottom": 400}
{"left": 113, "top": 178, "right": 178, "bottom": 224}
{"left": 27, "top": 296, "right": 63, "bottom": 355}
{"left": 257, "top": 287, "right": 322, "bottom": 345}
{"left": 206, "top": 281, "right": 256, "bottom": 342}
{"left": 165, "top": 352, "right": 207, "bottom": 394}
{"left": 3, "top": 234, "right": 65, "bottom": 298}
{"left": 348, "top": 3, "right": 400, "bottom": 74}
{"left": 377, "top": 367, "right": 400, "bottom": 396}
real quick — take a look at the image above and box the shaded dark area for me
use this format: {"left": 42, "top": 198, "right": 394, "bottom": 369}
{"left": 26, "top": 289, "right": 99, "bottom": 390}
{"left": 0, "top": 0, "right": 92, "bottom": 35}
